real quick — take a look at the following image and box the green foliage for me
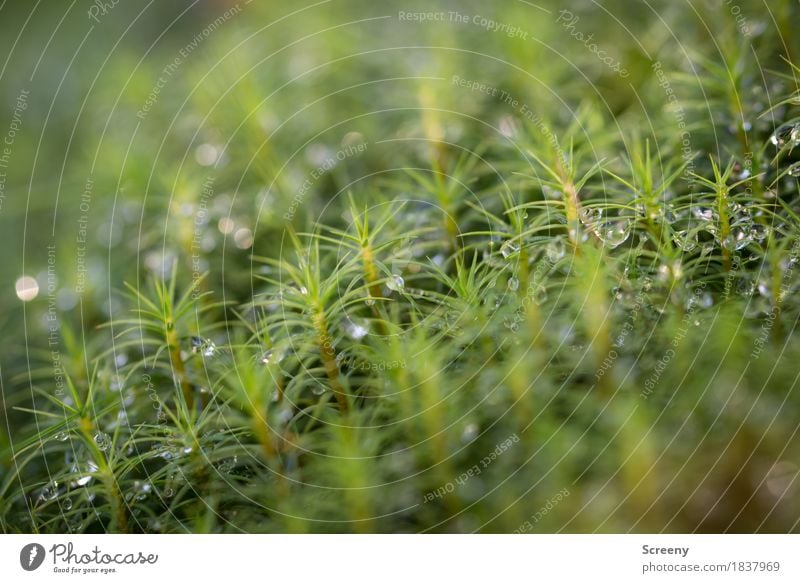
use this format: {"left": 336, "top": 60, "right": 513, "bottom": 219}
{"left": 1, "top": 0, "right": 800, "bottom": 533}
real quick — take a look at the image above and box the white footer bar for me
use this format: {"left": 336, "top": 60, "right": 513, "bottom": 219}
{"left": 1, "top": 535, "right": 796, "bottom": 582}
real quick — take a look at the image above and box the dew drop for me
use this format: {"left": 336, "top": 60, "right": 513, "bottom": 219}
{"left": 788, "top": 162, "right": 800, "bottom": 177}
{"left": 195, "top": 143, "right": 220, "bottom": 166}
{"left": 93, "top": 432, "right": 112, "bottom": 452}
{"left": 191, "top": 336, "right": 217, "bottom": 357}
{"left": 674, "top": 231, "right": 698, "bottom": 253}
{"left": 53, "top": 431, "right": 70, "bottom": 442}
{"left": 533, "top": 285, "right": 548, "bottom": 305}
{"left": 723, "top": 228, "right": 751, "bottom": 251}
{"left": 766, "top": 461, "right": 799, "bottom": 498}
{"left": 542, "top": 185, "right": 562, "bottom": 200}
{"left": 750, "top": 224, "right": 769, "bottom": 243}
{"left": 71, "top": 461, "right": 98, "bottom": 487}
{"left": 461, "top": 423, "right": 479, "bottom": 443}
{"left": 500, "top": 240, "right": 520, "bottom": 259}
{"left": 498, "top": 115, "right": 517, "bottom": 138}
{"left": 218, "top": 456, "right": 238, "bottom": 474}
{"left": 579, "top": 207, "right": 602, "bottom": 226}
{"left": 261, "top": 348, "right": 284, "bottom": 365}
{"left": 278, "top": 408, "right": 293, "bottom": 424}
{"left": 698, "top": 293, "right": 714, "bottom": 309}
{"left": 507, "top": 277, "right": 520, "bottom": 291}
{"left": 737, "top": 278, "right": 756, "bottom": 297}
{"left": 387, "top": 274, "right": 405, "bottom": 292}
{"left": 545, "top": 237, "right": 565, "bottom": 262}
{"left": 234, "top": 228, "right": 253, "bottom": 250}
{"left": 218, "top": 217, "right": 235, "bottom": 234}
{"left": 134, "top": 481, "right": 152, "bottom": 501}
{"left": 15, "top": 275, "right": 39, "bottom": 302}
{"left": 38, "top": 481, "right": 60, "bottom": 503}
{"left": 770, "top": 123, "right": 800, "bottom": 148}
{"left": 692, "top": 207, "right": 714, "bottom": 222}
{"left": 344, "top": 317, "right": 369, "bottom": 340}
{"left": 62, "top": 497, "right": 73, "bottom": 511}
{"left": 599, "top": 221, "right": 631, "bottom": 249}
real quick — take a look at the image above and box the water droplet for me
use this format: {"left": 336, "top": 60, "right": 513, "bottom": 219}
{"left": 93, "top": 432, "right": 112, "bottom": 452}
{"left": 71, "top": 461, "right": 98, "bottom": 487}
{"left": 299, "top": 285, "right": 309, "bottom": 295}
{"left": 461, "top": 423, "right": 479, "bottom": 443}
{"left": 15, "top": 275, "right": 39, "bottom": 302}
{"left": 278, "top": 407, "right": 293, "bottom": 424}
{"left": 750, "top": 224, "right": 769, "bottom": 242}
{"left": 195, "top": 143, "right": 220, "bottom": 166}
{"left": 658, "top": 261, "right": 683, "bottom": 282}
{"left": 542, "top": 185, "right": 562, "bottom": 200}
{"left": 191, "top": 336, "right": 217, "bottom": 357}
{"left": 365, "top": 296, "right": 375, "bottom": 306}
{"left": 737, "top": 278, "right": 756, "bottom": 297}
{"left": 568, "top": 226, "right": 589, "bottom": 243}
{"left": 38, "top": 481, "right": 60, "bottom": 503}
{"left": 579, "top": 207, "right": 602, "bottom": 226}
{"left": 723, "top": 228, "right": 751, "bottom": 251}
{"left": 261, "top": 348, "right": 284, "bottom": 365}
{"left": 500, "top": 240, "right": 520, "bottom": 259}
{"left": 387, "top": 274, "right": 405, "bottom": 292}
{"left": 133, "top": 481, "right": 152, "bottom": 501}
{"left": 770, "top": 122, "right": 800, "bottom": 147}
{"left": 687, "top": 291, "right": 714, "bottom": 310}
{"left": 533, "top": 285, "right": 548, "bottom": 305}
{"left": 234, "top": 228, "right": 253, "bottom": 250}
{"left": 766, "top": 461, "right": 799, "bottom": 498}
{"left": 788, "top": 162, "right": 800, "bottom": 177}
{"left": 74, "top": 475, "right": 91, "bottom": 488}
{"left": 343, "top": 317, "right": 369, "bottom": 340}
{"left": 62, "top": 497, "right": 73, "bottom": 511}
{"left": 498, "top": 115, "right": 517, "bottom": 138}
{"left": 53, "top": 431, "right": 70, "bottom": 442}
{"left": 218, "top": 217, "right": 235, "bottom": 234}
{"left": 163, "top": 487, "right": 175, "bottom": 498}
{"left": 312, "top": 385, "right": 326, "bottom": 395}
{"left": 507, "top": 277, "right": 520, "bottom": 291}
{"left": 598, "top": 221, "right": 631, "bottom": 249}
{"left": 545, "top": 237, "right": 565, "bottom": 262}
{"left": 674, "top": 231, "right": 698, "bottom": 253}
{"left": 692, "top": 207, "right": 714, "bottom": 222}
{"left": 218, "top": 456, "right": 238, "bottom": 474}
